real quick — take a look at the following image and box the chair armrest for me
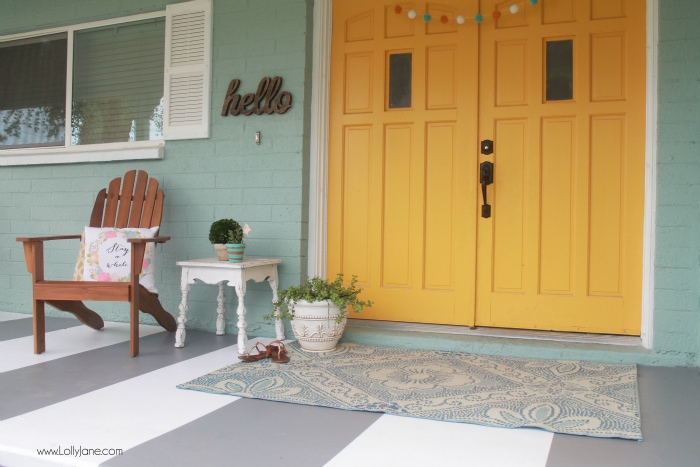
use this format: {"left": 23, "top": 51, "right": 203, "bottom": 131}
{"left": 17, "top": 235, "right": 82, "bottom": 275}
{"left": 17, "top": 235, "right": 81, "bottom": 276}
{"left": 127, "top": 236, "right": 170, "bottom": 277}
{"left": 16, "top": 234, "right": 81, "bottom": 243}
{"left": 127, "top": 236, "right": 170, "bottom": 244}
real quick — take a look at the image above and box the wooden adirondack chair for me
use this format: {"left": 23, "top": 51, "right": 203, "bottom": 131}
{"left": 16, "top": 170, "right": 177, "bottom": 357}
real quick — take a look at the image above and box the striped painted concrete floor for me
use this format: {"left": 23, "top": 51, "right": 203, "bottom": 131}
{"left": 1, "top": 311, "right": 699, "bottom": 467}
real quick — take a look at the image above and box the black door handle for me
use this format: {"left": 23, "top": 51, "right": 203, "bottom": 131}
{"left": 480, "top": 161, "right": 494, "bottom": 218}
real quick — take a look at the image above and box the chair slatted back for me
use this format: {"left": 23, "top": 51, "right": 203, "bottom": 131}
{"left": 88, "top": 170, "right": 164, "bottom": 229}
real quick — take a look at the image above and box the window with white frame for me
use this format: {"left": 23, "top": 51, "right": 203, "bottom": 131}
{"left": 0, "top": 0, "right": 211, "bottom": 166}
{"left": 72, "top": 19, "right": 166, "bottom": 146}
{"left": 0, "top": 34, "right": 68, "bottom": 149}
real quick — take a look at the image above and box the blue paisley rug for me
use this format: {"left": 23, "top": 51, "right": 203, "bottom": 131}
{"left": 177, "top": 342, "right": 642, "bottom": 439}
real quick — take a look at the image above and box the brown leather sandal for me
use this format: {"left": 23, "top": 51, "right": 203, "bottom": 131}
{"left": 238, "top": 342, "right": 270, "bottom": 362}
{"left": 267, "top": 340, "right": 290, "bottom": 363}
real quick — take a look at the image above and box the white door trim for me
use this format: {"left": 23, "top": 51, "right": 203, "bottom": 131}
{"left": 640, "top": 0, "right": 659, "bottom": 349}
{"left": 307, "top": 0, "right": 658, "bottom": 349}
{"left": 307, "top": 0, "right": 332, "bottom": 280}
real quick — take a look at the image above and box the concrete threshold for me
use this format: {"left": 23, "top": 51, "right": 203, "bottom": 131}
{"left": 346, "top": 319, "right": 641, "bottom": 346}
{"left": 340, "top": 319, "right": 673, "bottom": 366}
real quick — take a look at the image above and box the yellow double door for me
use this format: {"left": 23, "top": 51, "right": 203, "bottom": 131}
{"left": 328, "top": 0, "right": 645, "bottom": 335}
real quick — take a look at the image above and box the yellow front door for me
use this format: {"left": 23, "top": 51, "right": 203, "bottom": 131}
{"left": 328, "top": 0, "right": 478, "bottom": 325}
{"left": 328, "top": 0, "right": 645, "bottom": 335}
{"left": 475, "top": 0, "right": 645, "bottom": 334}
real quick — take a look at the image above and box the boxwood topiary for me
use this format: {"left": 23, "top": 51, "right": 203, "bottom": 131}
{"left": 209, "top": 219, "right": 243, "bottom": 244}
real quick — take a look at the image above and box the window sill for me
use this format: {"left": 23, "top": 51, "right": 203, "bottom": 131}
{"left": 0, "top": 141, "right": 164, "bottom": 166}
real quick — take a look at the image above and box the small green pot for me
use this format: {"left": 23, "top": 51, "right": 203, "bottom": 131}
{"left": 225, "top": 243, "right": 245, "bottom": 262}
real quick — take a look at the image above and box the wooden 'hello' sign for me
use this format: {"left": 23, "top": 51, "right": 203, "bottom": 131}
{"left": 221, "top": 76, "right": 292, "bottom": 116}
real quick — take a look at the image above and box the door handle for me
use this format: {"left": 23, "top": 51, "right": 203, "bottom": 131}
{"left": 480, "top": 161, "right": 494, "bottom": 218}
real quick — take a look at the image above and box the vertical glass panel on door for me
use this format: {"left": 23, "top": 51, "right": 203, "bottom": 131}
{"left": 0, "top": 34, "right": 67, "bottom": 149}
{"left": 388, "top": 53, "right": 412, "bottom": 109}
{"left": 72, "top": 18, "right": 165, "bottom": 145}
{"left": 545, "top": 39, "right": 574, "bottom": 101}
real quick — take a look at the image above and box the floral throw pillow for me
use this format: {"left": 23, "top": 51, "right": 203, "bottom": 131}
{"left": 72, "top": 230, "right": 86, "bottom": 282}
{"left": 81, "top": 226, "right": 159, "bottom": 294}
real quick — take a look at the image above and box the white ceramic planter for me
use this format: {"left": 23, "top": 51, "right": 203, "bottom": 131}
{"left": 213, "top": 244, "right": 228, "bottom": 261}
{"left": 290, "top": 299, "right": 347, "bottom": 352}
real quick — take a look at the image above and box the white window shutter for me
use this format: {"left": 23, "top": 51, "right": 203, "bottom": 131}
{"left": 163, "top": 0, "right": 212, "bottom": 140}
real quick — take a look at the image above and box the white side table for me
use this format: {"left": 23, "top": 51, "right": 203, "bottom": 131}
{"left": 175, "top": 257, "right": 284, "bottom": 354}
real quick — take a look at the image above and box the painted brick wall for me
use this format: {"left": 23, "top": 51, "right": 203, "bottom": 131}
{"left": 657, "top": 0, "right": 700, "bottom": 366}
{"left": 0, "top": 0, "right": 313, "bottom": 337}
{"left": 2, "top": 0, "right": 700, "bottom": 367}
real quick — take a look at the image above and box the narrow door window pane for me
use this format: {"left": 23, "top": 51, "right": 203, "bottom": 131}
{"left": 546, "top": 40, "right": 573, "bottom": 101}
{"left": 389, "top": 53, "right": 412, "bottom": 108}
{"left": 0, "top": 35, "right": 67, "bottom": 149}
{"left": 72, "top": 18, "right": 165, "bottom": 145}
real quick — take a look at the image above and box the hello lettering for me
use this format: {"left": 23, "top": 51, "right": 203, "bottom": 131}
{"left": 221, "top": 76, "right": 292, "bottom": 116}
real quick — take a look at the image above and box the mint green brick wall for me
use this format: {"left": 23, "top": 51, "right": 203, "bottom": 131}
{"left": 0, "top": 0, "right": 312, "bottom": 337}
{"left": 657, "top": 0, "right": 700, "bottom": 366}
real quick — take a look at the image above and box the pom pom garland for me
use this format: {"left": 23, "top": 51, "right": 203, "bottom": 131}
{"left": 395, "top": 0, "right": 538, "bottom": 26}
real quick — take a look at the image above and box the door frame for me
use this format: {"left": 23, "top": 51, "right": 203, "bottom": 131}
{"left": 307, "top": 0, "right": 658, "bottom": 349}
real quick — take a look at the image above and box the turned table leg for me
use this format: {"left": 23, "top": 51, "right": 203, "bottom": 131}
{"left": 233, "top": 279, "right": 247, "bottom": 355}
{"left": 269, "top": 278, "right": 285, "bottom": 341}
{"left": 175, "top": 282, "right": 190, "bottom": 348}
{"left": 216, "top": 282, "right": 226, "bottom": 335}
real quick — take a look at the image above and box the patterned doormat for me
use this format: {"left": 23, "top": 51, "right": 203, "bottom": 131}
{"left": 178, "top": 342, "right": 642, "bottom": 439}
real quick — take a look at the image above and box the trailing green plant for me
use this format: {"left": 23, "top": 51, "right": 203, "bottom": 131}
{"left": 209, "top": 219, "right": 242, "bottom": 244}
{"left": 225, "top": 226, "right": 244, "bottom": 244}
{"left": 266, "top": 274, "right": 373, "bottom": 323}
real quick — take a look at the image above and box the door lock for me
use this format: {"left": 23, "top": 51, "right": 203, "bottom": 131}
{"left": 480, "top": 161, "right": 494, "bottom": 218}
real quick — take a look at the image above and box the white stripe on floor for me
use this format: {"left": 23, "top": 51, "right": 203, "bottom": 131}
{"left": 324, "top": 414, "right": 554, "bottom": 467}
{"left": 0, "top": 311, "right": 31, "bottom": 322}
{"left": 0, "top": 323, "right": 165, "bottom": 373}
{"left": 0, "top": 342, "right": 257, "bottom": 467}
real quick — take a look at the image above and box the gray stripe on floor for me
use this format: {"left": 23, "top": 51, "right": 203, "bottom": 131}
{"left": 545, "top": 366, "right": 700, "bottom": 467}
{"left": 103, "top": 398, "right": 382, "bottom": 467}
{"left": 0, "top": 329, "right": 240, "bottom": 421}
{"left": 0, "top": 316, "right": 81, "bottom": 341}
